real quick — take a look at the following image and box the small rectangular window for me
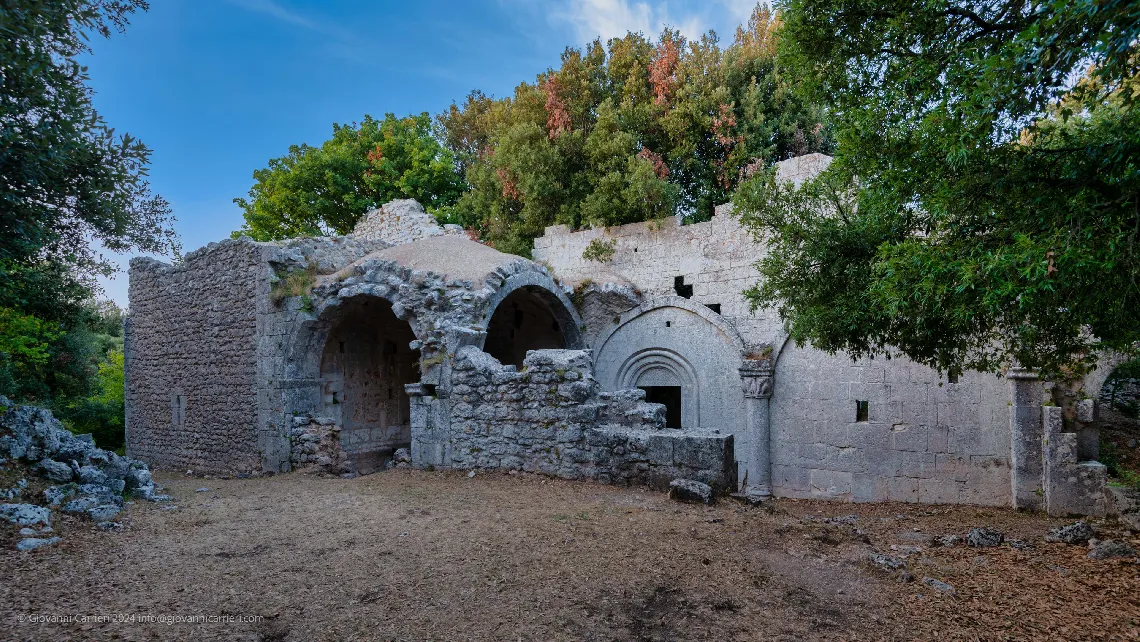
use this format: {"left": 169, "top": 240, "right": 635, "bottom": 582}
{"left": 706, "top": 303, "right": 721, "bottom": 314}
{"left": 948, "top": 371, "right": 959, "bottom": 384}
{"left": 856, "top": 400, "right": 869, "bottom": 422}
{"left": 172, "top": 393, "right": 187, "bottom": 427}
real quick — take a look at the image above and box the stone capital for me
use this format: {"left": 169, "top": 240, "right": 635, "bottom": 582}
{"left": 739, "top": 359, "right": 774, "bottom": 399}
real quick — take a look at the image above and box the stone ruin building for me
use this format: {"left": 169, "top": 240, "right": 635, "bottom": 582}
{"left": 125, "top": 155, "right": 1118, "bottom": 515}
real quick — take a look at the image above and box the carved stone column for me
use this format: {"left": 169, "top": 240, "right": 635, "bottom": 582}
{"left": 740, "top": 359, "right": 774, "bottom": 498}
{"left": 1007, "top": 367, "right": 1044, "bottom": 511}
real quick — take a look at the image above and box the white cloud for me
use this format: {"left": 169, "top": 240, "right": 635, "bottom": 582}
{"left": 552, "top": 0, "right": 710, "bottom": 43}
{"left": 543, "top": 0, "right": 767, "bottom": 46}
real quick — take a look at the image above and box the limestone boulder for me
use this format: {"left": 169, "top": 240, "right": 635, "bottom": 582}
{"left": 966, "top": 527, "right": 1003, "bottom": 547}
{"left": 1045, "top": 521, "right": 1096, "bottom": 545}
{"left": 1, "top": 503, "right": 51, "bottom": 526}
{"left": 669, "top": 478, "right": 715, "bottom": 505}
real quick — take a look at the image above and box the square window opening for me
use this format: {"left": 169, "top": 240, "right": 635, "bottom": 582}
{"left": 673, "top": 276, "right": 693, "bottom": 299}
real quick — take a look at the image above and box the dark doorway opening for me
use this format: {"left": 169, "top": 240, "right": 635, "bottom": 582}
{"left": 640, "top": 385, "right": 683, "bottom": 428}
{"left": 321, "top": 298, "right": 420, "bottom": 474}
{"left": 484, "top": 286, "right": 568, "bottom": 367}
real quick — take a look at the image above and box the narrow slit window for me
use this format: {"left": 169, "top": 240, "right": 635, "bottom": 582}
{"left": 856, "top": 400, "right": 869, "bottom": 422}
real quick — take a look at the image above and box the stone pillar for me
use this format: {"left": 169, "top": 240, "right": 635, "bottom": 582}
{"left": 739, "top": 359, "right": 774, "bottom": 498}
{"left": 1008, "top": 367, "right": 1044, "bottom": 511}
{"left": 406, "top": 383, "right": 447, "bottom": 467}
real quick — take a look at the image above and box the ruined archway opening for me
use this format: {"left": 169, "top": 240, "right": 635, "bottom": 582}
{"left": 320, "top": 297, "right": 419, "bottom": 474}
{"left": 484, "top": 286, "right": 568, "bottom": 367}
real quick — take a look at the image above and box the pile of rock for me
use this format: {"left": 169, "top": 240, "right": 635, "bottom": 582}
{"left": 288, "top": 415, "right": 354, "bottom": 476}
{"left": 1045, "top": 520, "right": 1137, "bottom": 560}
{"left": 0, "top": 395, "right": 164, "bottom": 551}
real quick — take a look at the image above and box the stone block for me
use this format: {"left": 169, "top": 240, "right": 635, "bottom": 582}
{"left": 1075, "top": 398, "right": 1098, "bottom": 423}
{"left": 809, "top": 469, "right": 852, "bottom": 499}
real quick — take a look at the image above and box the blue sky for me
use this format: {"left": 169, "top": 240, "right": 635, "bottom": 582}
{"left": 87, "top": 0, "right": 760, "bottom": 305}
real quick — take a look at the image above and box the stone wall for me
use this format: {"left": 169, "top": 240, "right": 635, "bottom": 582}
{"left": 534, "top": 155, "right": 1019, "bottom": 507}
{"left": 127, "top": 235, "right": 391, "bottom": 475}
{"left": 351, "top": 199, "right": 465, "bottom": 245}
{"left": 533, "top": 207, "right": 780, "bottom": 354}
{"left": 770, "top": 346, "right": 1012, "bottom": 505}
{"left": 419, "top": 348, "right": 735, "bottom": 490}
{"left": 126, "top": 239, "right": 266, "bottom": 473}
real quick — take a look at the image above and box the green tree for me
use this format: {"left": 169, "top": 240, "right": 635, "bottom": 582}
{"left": 233, "top": 113, "right": 465, "bottom": 241}
{"left": 438, "top": 6, "right": 831, "bottom": 256}
{"left": 1, "top": 0, "right": 178, "bottom": 408}
{"left": 735, "top": 1, "right": 1140, "bottom": 378}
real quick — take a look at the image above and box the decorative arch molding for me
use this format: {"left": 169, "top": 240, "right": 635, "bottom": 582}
{"left": 593, "top": 295, "right": 747, "bottom": 359}
{"left": 616, "top": 348, "right": 701, "bottom": 427}
{"left": 477, "top": 271, "right": 585, "bottom": 351}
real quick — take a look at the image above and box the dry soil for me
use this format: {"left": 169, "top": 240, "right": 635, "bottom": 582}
{"left": 1, "top": 469, "right": 1138, "bottom": 641}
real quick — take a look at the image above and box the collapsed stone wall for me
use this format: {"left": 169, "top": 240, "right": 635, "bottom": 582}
{"left": 422, "top": 348, "right": 735, "bottom": 490}
{"left": 351, "top": 199, "right": 465, "bottom": 245}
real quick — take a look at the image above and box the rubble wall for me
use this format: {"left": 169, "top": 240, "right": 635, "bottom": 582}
{"left": 351, "top": 199, "right": 465, "bottom": 245}
{"left": 422, "top": 348, "right": 735, "bottom": 489}
{"left": 126, "top": 239, "right": 267, "bottom": 472}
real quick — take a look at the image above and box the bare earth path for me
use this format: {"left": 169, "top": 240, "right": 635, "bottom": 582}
{"left": 1, "top": 470, "right": 1137, "bottom": 641}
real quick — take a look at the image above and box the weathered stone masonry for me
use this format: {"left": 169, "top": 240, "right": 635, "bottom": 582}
{"left": 126, "top": 162, "right": 1112, "bottom": 515}
{"left": 126, "top": 239, "right": 264, "bottom": 472}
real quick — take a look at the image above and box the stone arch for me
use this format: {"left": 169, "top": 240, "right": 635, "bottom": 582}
{"left": 593, "top": 295, "right": 746, "bottom": 432}
{"left": 283, "top": 289, "right": 425, "bottom": 385}
{"left": 593, "top": 295, "right": 747, "bottom": 358}
{"left": 615, "top": 348, "right": 700, "bottom": 428}
{"left": 315, "top": 296, "right": 420, "bottom": 473}
{"left": 479, "top": 271, "right": 584, "bottom": 367}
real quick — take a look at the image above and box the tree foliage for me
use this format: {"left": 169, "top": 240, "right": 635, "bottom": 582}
{"left": 233, "top": 113, "right": 465, "bottom": 241}
{"left": 1, "top": 0, "right": 176, "bottom": 444}
{"left": 735, "top": 0, "right": 1140, "bottom": 378}
{"left": 1, "top": 0, "right": 179, "bottom": 276}
{"left": 438, "top": 6, "right": 832, "bottom": 256}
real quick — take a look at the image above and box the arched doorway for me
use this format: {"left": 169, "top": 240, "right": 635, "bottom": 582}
{"left": 320, "top": 297, "right": 420, "bottom": 473}
{"left": 484, "top": 286, "right": 570, "bottom": 367}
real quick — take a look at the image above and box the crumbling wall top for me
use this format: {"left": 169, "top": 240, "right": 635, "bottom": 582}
{"left": 350, "top": 199, "right": 464, "bottom": 245}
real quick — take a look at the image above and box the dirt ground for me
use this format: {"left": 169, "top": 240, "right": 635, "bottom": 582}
{"left": 1, "top": 469, "right": 1138, "bottom": 642}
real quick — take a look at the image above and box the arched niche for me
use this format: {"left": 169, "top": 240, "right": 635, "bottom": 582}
{"left": 615, "top": 348, "right": 700, "bottom": 428}
{"left": 318, "top": 297, "right": 420, "bottom": 473}
{"left": 481, "top": 274, "right": 583, "bottom": 367}
{"left": 594, "top": 296, "right": 746, "bottom": 432}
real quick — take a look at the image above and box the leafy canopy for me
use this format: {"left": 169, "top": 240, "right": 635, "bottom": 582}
{"left": 735, "top": 0, "right": 1140, "bottom": 378}
{"left": 233, "top": 113, "right": 465, "bottom": 241}
{"left": 438, "top": 6, "right": 832, "bottom": 256}
{"left": 1, "top": 0, "right": 177, "bottom": 444}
